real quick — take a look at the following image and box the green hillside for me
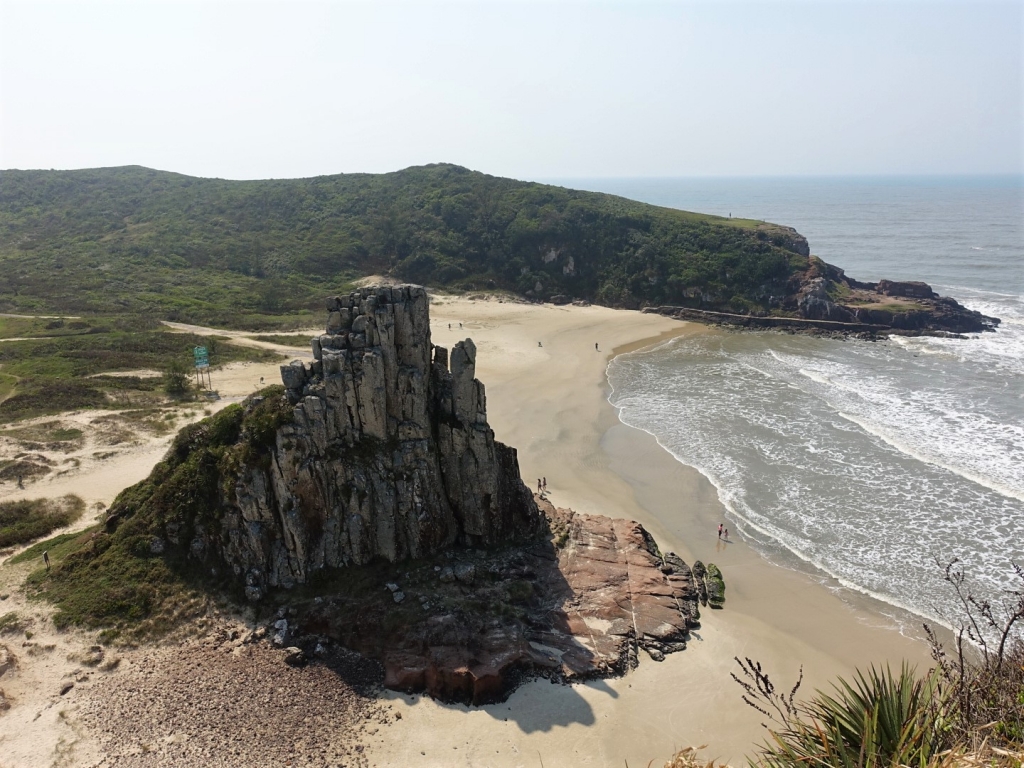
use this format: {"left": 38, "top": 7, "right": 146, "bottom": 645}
{"left": 0, "top": 163, "right": 810, "bottom": 327}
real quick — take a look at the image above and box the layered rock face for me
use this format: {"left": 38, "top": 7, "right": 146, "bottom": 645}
{"left": 292, "top": 501, "right": 711, "bottom": 704}
{"left": 220, "top": 286, "right": 540, "bottom": 599}
{"left": 794, "top": 272, "right": 998, "bottom": 333}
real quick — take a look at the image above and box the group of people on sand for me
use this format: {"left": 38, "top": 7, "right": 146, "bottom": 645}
{"left": 717, "top": 522, "right": 730, "bottom": 542}
{"left": 537, "top": 477, "right": 548, "bottom": 496}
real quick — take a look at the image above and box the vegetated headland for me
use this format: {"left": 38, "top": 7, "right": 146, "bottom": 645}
{"left": 0, "top": 163, "right": 997, "bottom": 336}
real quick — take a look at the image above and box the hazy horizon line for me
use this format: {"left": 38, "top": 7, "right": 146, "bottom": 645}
{"left": 2, "top": 163, "right": 1023, "bottom": 184}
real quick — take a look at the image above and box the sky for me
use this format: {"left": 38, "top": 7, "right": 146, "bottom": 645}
{"left": 0, "top": 0, "right": 1021, "bottom": 180}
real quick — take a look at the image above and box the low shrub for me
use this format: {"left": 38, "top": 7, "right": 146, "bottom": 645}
{"left": 0, "top": 495, "right": 85, "bottom": 548}
{"left": 0, "top": 611, "right": 24, "bottom": 634}
{"left": 23, "top": 388, "right": 293, "bottom": 637}
{"left": 927, "top": 558, "right": 1024, "bottom": 748}
{"left": 735, "top": 659, "right": 950, "bottom": 768}
{"left": 732, "top": 559, "right": 1024, "bottom": 767}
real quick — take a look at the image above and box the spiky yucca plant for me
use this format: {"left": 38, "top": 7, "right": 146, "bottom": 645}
{"left": 751, "top": 664, "right": 951, "bottom": 768}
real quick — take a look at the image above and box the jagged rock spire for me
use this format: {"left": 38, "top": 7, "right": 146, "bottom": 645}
{"left": 222, "top": 286, "right": 540, "bottom": 599}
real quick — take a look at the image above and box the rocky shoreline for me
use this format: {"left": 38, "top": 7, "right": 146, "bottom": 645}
{"left": 257, "top": 499, "right": 722, "bottom": 705}
{"left": 643, "top": 260, "right": 1000, "bottom": 339}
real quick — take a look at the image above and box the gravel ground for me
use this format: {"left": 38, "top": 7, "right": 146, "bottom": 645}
{"left": 77, "top": 629, "right": 394, "bottom": 768}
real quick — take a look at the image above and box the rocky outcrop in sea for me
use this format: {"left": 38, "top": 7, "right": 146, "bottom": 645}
{"left": 643, "top": 258, "right": 1000, "bottom": 338}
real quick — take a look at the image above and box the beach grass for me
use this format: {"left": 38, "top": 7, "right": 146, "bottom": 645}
{"left": 250, "top": 333, "right": 316, "bottom": 346}
{"left": 19, "top": 518, "right": 199, "bottom": 642}
{"left": 0, "top": 495, "right": 85, "bottom": 548}
{"left": 8, "top": 526, "right": 99, "bottom": 566}
{"left": 0, "top": 321, "right": 281, "bottom": 423}
{"left": 0, "top": 372, "right": 16, "bottom": 401}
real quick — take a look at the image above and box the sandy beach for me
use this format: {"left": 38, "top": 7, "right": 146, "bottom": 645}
{"left": 370, "top": 296, "right": 933, "bottom": 766}
{"left": 0, "top": 296, "right": 933, "bottom": 767}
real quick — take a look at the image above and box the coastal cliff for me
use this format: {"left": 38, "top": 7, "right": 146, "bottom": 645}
{"left": 130, "top": 285, "right": 541, "bottom": 599}
{"left": 0, "top": 165, "right": 1000, "bottom": 337}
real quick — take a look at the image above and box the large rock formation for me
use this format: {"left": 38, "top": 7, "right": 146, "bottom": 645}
{"left": 189, "top": 286, "right": 539, "bottom": 599}
{"left": 644, "top": 257, "right": 999, "bottom": 337}
{"left": 286, "top": 501, "right": 710, "bottom": 704}
{"left": 790, "top": 264, "right": 998, "bottom": 334}
{"left": 91, "top": 285, "right": 724, "bottom": 705}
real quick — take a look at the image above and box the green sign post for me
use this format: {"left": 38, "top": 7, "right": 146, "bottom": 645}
{"left": 193, "top": 346, "right": 211, "bottom": 389}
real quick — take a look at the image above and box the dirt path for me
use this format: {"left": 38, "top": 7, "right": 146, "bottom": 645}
{"left": 160, "top": 321, "right": 317, "bottom": 354}
{"left": 0, "top": 313, "right": 80, "bottom": 320}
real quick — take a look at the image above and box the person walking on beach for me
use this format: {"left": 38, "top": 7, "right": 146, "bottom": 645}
{"left": 595, "top": 343, "right": 599, "bottom": 351}
{"left": 542, "top": 477, "right": 547, "bottom": 491}
{"left": 717, "top": 523, "right": 723, "bottom": 539}
{"left": 537, "top": 478, "right": 543, "bottom": 494}
{"left": 17, "top": 474, "right": 23, "bottom": 489}
{"left": 724, "top": 528, "right": 730, "bottom": 541}
{"left": 448, "top": 323, "right": 451, "bottom": 330}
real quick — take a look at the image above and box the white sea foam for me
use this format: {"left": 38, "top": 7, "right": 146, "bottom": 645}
{"left": 607, "top": 324, "right": 1024, "bottom": 624}
{"left": 797, "top": 369, "right": 831, "bottom": 386}
{"left": 836, "top": 410, "right": 1024, "bottom": 504}
{"left": 593, "top": 176, "right": 1024, "bottom": 628}
{"left": 778, "top": 351, "right": 1024, "bottom": 502}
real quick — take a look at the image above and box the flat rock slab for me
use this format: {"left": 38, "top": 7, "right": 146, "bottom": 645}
{"left": 294, "top": 500, "right": 704, "bottom": 705}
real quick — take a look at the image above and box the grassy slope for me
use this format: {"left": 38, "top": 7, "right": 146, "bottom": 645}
{"left": 0, "top": 314, "right": 280, "bottom": 423}
{"left": 0, "top": 164, "right": 809, "bottom": 326}
{"left": 16, "top": 388, "right": 292, "bottom": 638}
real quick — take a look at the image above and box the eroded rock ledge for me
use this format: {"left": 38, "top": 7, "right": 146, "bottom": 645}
{"left": 644, "top": 258, "right": 1000, "bottom": 338}
{"left": 272, "top": 499, "right": 722, "bottom": 704}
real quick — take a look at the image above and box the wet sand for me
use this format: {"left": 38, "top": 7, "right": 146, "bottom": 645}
{"left": 369, "top": 297, "right": 932, "bottom": 767}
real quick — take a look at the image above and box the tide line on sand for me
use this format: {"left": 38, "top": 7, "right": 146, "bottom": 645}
{"left": 366, "top": 296, "right": 933, "bottom": 767}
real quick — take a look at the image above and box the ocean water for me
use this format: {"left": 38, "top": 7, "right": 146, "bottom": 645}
{"left": 565, "top": 177, "right": 1024, "bottom": 626}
